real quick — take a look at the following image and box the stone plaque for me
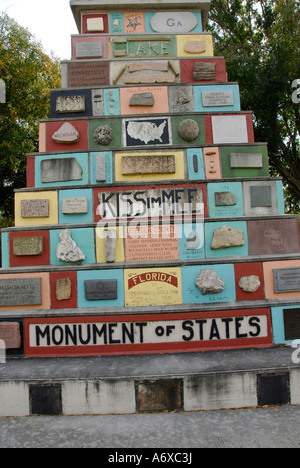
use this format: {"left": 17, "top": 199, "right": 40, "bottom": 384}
{"left": 248, "top": 219, "right": 300, "bottom": 256}
{"left": 150, "top": 12, "right": 198, "bottom": 33}
{"left": 273, "top": 268, "right": 300, "bottom": 293}
{"left": 0, "top": 278, "right": 42, "bottom": 307}
{"left": 202, "top": 91, "right": 234, "bottom": 107}
{"left": 125, "top": 225, "right": 179, "bottom": 262}
{"left": 230, "top": 153, "right": 263, "bottom": 168}
{"left": 56, "top": 96, "right": 85, "bottom": 114}
{"left": 52, "top": 123, "right": 79, "bottom": 144}
{"left": 56, "top": 278, "right": 72, "bottom": 301}
{"left": 21, "top": 199, "right": 49, "bottom": 218}
{"left": 61, "top": 198, "right": 88, "bottom": 214}
{"left": 112, "top": 37, "right": 176, "bottom": 59}
{"left": 0, "top": 322, "right": 21, "bottom": 349}
{"left": 250, "top": 186, "right": 272, "bottom": 208}
{"left": 96, "top": 153, "right": 107, "bottom": 181}
{"left": 122, "top": 154, "right": 175, "bottom": 175}
{"left": 13, "top": 236, "right": 44, "bottom": 256}
{"left": 283, "top": 308, "right": 300, "bottom": 340}
{"left": 84, "top": 280, "right": 118, "bottom": 301}
{"left": 129, "top": 92, "right": 155, "bottom": 107}
{"left": 75, "top": 42, "right": 103, "bottom": 59}
{"left": 67, "top": 62, "right": 109, "bottom": 88}
{"left": 41, "top": 158, "right": 83, "bottom": 183}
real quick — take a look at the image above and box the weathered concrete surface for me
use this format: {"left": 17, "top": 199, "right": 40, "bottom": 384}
{"left": 0, "top": 406, "right": 299, "bottom": 448}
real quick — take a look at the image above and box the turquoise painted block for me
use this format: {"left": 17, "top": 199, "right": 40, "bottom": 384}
{"left": 1, "top": 232, "right": 9, "bottom": 267}
{"left": 178, "top": 223, "right": 205, "bottom": 260}
{"left": 194, "top": 85, "right": 241, "bottom": 113}
{"left": 35, "top": 153, "right": 89, "bottom": 188}
{"left": 77, "top": 269, "right": 124, "bottom": 308}
{"left": 90, "top": 152, "right": 113, "bottom": 184}
{"left": 181, "top": 264, "right": 236, "bottom": 304}
{"left": 50, "top": 228, "right": 96, "bottom": 265}
{"left": 207, "top": 182, "right": 244, "bottom": 218}
{"left": 276, "top": 180, "right": 285, "bottom": 214}
{"left": 104, "top": 89, "right": 120, "bottom": 116}
{"left": 187, "top": 148, "right": 205, "bottom": 180}
{"left": 205, "top": 221, "right": 248, "bottom": 258}
{"left": 272, "top": 305, "right": 300, "bottom": 344}
{"left": 110, "top": 13, "right": 124, "bottom": 33}
{"left": 145, "top": 11, "right": 203, "bottom": 33}
{"left": 59, "top": 189, "right": 93, "bottom": 224}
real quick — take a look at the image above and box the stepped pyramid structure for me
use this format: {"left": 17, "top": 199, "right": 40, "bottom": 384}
{"left": 1, "top": 0, "right": 300, "bottom": 416}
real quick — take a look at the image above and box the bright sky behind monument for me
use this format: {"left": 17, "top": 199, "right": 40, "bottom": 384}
{"left": 1, "top": 0, "right": 77, "bottom": 59}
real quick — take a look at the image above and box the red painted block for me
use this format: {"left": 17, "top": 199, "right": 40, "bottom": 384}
{"left": 24, "top": 309, "right": 273, "bottom": 358}
{"left": 9, "top": 231, "right": 50, "bottom": 267}
{"left": 46, "top": 120, "right": 88, "bottom": 153}
{"left": 234, "top": 262, "right": 265, "bottom": 302}
{"left": 50, "top": 272, "right": 78, "bottom": 310}
{"left": 26, "top": 156, "right": 36, "bottom": 188}
{"left": 82, "top": 14, "right": 109, "bottom": 34}
{"left": 180, "top": 58, "right": 227, "bottom": 84}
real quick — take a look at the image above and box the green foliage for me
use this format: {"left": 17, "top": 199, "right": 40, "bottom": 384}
{"left": 208, "top": 0, "right": 300, "bottom": 212}
{"left": 0, "top": 13, "right": 61, "bottom": 223}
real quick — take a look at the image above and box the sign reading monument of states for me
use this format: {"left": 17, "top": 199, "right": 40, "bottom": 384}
{"left": 95, "top": 185, "right": 206, "bottom": 221}
{"left": 24, "top": 309, "right": 273, "bottom": 357}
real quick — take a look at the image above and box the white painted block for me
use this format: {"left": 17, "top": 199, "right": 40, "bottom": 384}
{"left": 62, "top": 379, "right": 136, "bottom": 415}
{"left": 184, "top": 372, "right": 257, "bottom": 411}
{"left": 212, "top": 115, "right": 248, "bottom": 144}
{"left": 0, "top": 382, "right": 30, "bottom": 416}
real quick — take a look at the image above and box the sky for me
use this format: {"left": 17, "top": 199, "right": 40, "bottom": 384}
{"left": 0, "top": 0, "right": 78, "bottom": 59}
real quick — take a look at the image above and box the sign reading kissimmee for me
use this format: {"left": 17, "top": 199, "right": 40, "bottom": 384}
{"left": 24, "top": 310, "right": 272, "bottom": 357}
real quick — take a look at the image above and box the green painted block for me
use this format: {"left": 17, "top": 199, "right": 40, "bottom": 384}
{"left": 220, "top": 145, "right": 269, "bottom": 178}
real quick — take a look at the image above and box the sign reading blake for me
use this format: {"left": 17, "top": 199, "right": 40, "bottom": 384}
{"left": 96, "top": 184, "right": 205, "bottom": 221}
{"left": 24, "top": 309, "right": 272, "bottom": 357}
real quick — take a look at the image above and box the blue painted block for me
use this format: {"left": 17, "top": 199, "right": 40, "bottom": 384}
{"left": 178, "top": 223, "right": 205, "bottom": 260}
{"left": 272, "top": 305, "right": 300, "bottom": 344}
{"left": 194, "top": 85, "right": 241, "bottom": 113}
{"left": 90, "top": 152, "right": 113, "bottom": 185}
{"left": 205, "top": 221, "right": 248, "bottom": 258}
{"left": 104, "top": 89, "right": 120, "bottom": 116}
{"left": 1, "top": 232, "right": 9, "bottom": 267}
{"left": 207, "top": 182, "right": 244, "bottom": 218}
{"left": 110, "top": 13, "right": 124, "bottom": 33}
{"left": 50, "top": 228, "right": 96, "bottom": 265}
{"left": 276, "top": 180, "right": 285, "bottom": 214}
{"left": 145, "top": 11, "right": 203, "bottom": 33}
{"left": 59, "top": 189, "right": 93, "bottom": 224}
{"left": 35, "top": 153, "right": 89, "bottom": 188}
{"left": 77, "top": 269, "right": 124, "bottom": 308}
{"left": 187, "top": 148, "right": 205, "bottom": 180}
{"left": 181, "top": 264, "right": 236, "bottom": 304}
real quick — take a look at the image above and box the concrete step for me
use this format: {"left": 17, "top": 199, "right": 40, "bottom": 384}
{"left": 0, "top": 346, "right": 299, "bottom": 416}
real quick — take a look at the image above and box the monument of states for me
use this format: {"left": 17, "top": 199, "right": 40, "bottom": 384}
{"left": 0, "top": 0, "right": 299, "bottom": 416}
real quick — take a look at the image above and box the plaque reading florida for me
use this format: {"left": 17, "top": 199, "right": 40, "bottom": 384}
{"left": 124, "top": 268, "right": 182, "bottom": 307}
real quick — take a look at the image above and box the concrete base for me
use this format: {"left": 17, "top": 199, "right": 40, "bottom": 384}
{"left": 0, "top": 346, "right": 299, "bottom": 416}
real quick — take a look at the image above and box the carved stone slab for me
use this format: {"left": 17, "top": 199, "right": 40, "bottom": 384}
{"left": 84, "top": 280, "right": 118, "bottom": 301}
{"left": 0, "top": 278, "right": 42, "bottom": 306}
{"left": 21, "top": 199, "right": 49, "bottom": 218}
{"left": 273, "top": 268, "right": 300, "bottom": 293}
{"left": 61, "top": 198, "right": 88, "bottom": 214}
{"left": 122, "top": 154, "right": 175, "bottom": 175}
{"left": 41, "top": 158, "right": 83, "bottom": 183}
{"left": 56, "top": 96, "right": 85, "bottom": 114}
{"left": 13, "top": 236, "right": 44, "bottom": 256}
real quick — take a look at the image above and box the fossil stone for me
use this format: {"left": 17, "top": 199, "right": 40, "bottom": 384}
{"left": 178, "top": 119, "right": 200, "bottom": 142}
{"left": 56, "top": 229, "right": 85, "bottom": 263}
{"left": 103, "top": 229, "right": 117, "bottom": 263}
{"left": 211, "top": 225, "right": 245, "bottom": 250}
{"left": 196, "top": 269, "right": 225, "bottom": 295}
{"left": 239, "top": 276, "right": 261, "bottom": 293}
{"left": 93, "top": 125, "right": 113, "bottom": 146}
{"left": 185, "top": 231, "right": 200, "bottom": 250}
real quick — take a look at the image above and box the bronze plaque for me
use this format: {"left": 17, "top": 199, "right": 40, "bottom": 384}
{"left": 67, "top": 62, "right": 109, "bottom": 88}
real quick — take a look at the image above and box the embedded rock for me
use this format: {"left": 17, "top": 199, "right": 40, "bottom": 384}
{"left": 185, "top": 231, "right": 200, "bottom": 250}
{"left": 211, "top": 225, "right": 245, "bottom": 250}
{"left": 56, "top": 229, "right": 85, "bottom": 263}
{"left": 196, "top": 269, "right": 225, "bottom": 295}
{"left": 103, "top": 229, "right": 117, "bottom": 263}
{"left": 178, "top": 119, "right": 200, "bottom": 142}
{"left": 93, "top": 125, "right": 113, "bottom": 146}
{"left": 239, "top": 276, "right": 261, "bottom": 293}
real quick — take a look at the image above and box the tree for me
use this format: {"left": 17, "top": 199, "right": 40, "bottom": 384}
{"left": 0, "top": 13, "right": 61, "bottom": 225}
{"left": 208, "top": 0, "right": 300, "bottom": 212}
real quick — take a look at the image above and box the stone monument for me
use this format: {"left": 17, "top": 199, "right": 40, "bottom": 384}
{"left": 0, "top": 0, "right": 300, "bottom": 416}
